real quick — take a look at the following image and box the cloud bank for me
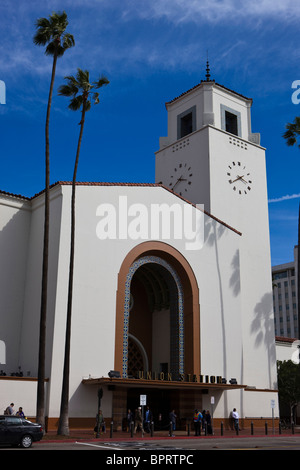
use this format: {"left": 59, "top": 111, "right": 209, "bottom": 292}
{"left": 268, "top": 194, "right": 300, "bottom": 203}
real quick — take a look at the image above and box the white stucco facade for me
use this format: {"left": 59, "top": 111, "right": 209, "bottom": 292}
{"left": 0, "top": 76, "right": 279, "bottom": 429}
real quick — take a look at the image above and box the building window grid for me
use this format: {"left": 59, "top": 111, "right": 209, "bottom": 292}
{"left": 272, "top": 266, "right": 298, "bottom": 338}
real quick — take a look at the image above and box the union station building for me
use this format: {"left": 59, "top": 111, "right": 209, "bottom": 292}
{"left": 0, "top": 72, "right": 279, "bottom": 431}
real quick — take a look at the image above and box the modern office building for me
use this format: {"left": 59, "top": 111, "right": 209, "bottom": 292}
{"left": 272, "top": 245, "right": 299, "bottom": 339}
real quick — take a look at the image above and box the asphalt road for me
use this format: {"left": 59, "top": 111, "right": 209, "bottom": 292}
{"left": 2, "top": 434, "right": 300, "bottom": 452}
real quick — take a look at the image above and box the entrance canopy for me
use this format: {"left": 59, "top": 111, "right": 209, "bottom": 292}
{"left": 82, "top": 376, "right": 246, "bottom": 391}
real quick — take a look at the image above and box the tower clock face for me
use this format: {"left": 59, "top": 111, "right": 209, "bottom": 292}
{"left": 168, "top": 163, "right": 193, "bottom": 196}
{"left": 227, "top": 161, "right": 252, "bottom": 195}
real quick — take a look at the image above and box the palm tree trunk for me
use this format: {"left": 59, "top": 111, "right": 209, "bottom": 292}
{"left": 36, "top": 51, "right": 58, "bottom": 429}
{"left": 297, "top": 204, "right": 300, "bottom": 342}
{"left": 58, "top": 104, "right": 86, "bottom": 435}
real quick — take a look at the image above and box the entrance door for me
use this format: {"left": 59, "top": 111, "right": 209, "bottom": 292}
{"left": 127, "top": 388, "right": 174, "bottom": 430}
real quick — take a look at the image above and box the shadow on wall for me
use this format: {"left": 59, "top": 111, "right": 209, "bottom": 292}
{"left": 0, "top": 340, "right": 5, "bottom": 365}
{"left": 252, "top": 292, "right": 277, "bottom": 389}
{"left": 204, "top": 216, "right": 242, "bottom": 421}
{"left": 0, "top": 205, "right": 31, "bottom": 374}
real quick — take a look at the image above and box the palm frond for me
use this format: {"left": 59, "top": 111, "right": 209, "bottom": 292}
{"left": 93, "top": 76, "right": 110, "bottom": 89}
{"left": 33, "top": 11, "right": 74, "bottom": 57}
{"left": 93, "top": 92, "right": 100, "bottom": 105}
{"left": 283, "top": 117, "right": 300, "bottom": 148}
{"left": 58, "top": 83, "right": 78, "bottom": 97}
{"left": 59, "top": 68, "right": 109, "bottom": 113}
{"left": 75, "top": 69, "right": 91, "bottom": 91}
{"left": 62, "top": 33, "right": 75, "bottom": 50}
{"left": 68, "top": 95, "right": 84, "bottom": 111}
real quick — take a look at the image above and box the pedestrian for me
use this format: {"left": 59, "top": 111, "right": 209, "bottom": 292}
{"left": 4, "top": 403, "right": 14, "bottom": 415}
{"left": 193, "top": 409, "right": 202, "bottom": 436}
{"left": 201, "top": 410, "right": 206, "bottom": 432}
{"left": 134, "top": 407, "right": 144, "bottom": 433}
{"left": 144, "top": 405, "right": 153, "bottom": 433}
{"left": 16, "top": 407, "right": 25, "bottom": 418}
{"left": 169, "top": 409, "right": 177, "bottom": 436}
{"left": 127, "top": 409, "right": 133, "bottom": 432}
{"left": 94, "top": 409, "right": 105, "bottom": 435}
{"left": 205, "top": 410, "right": 212, "bottom": 434}
{"left": 232, "top": 408, "right": 240, "bottom": 432}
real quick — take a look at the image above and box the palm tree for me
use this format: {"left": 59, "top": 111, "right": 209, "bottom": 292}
{"left": 57, "top": 69, "right": 109, "bottom": 435}
{"left": 283, "top": 118, "right": 300, "bottom": 344}
{"left": 33, "top": 11, "right": 75, "bottom": 428}
{"left": 283, "top": 117, "right": 300, "bottom": 148}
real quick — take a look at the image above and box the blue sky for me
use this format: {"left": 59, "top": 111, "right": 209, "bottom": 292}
{"left": 0, "top": 0, "right": 299, "bottom": 266}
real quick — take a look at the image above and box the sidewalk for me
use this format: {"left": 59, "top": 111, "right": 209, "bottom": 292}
{"left": 42, "top": 425, "right": 300, "bottom": 442}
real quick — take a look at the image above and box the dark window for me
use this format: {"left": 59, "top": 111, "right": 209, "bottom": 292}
{"left": 177, "top": 106, "right": 196, "bottom": 140}
{"left": 180, "top": 113, "right": 193, "bottom": 138}
{"left": 225, "top": 111, "right": 238, "bottom": 135}
{"left": 160, "top": 363, "right": 168, "bottom": 374}
{"left": 6, "top": 417, "right": 22, "bottom": 425}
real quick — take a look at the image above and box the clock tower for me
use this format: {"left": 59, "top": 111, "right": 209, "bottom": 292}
{"left": 155, "top": 65, "right": 277, "bottom": 390}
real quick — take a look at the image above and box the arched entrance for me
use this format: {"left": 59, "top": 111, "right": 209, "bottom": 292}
{"left": 115, "top": 242, "right": 200, "bottom": 377}
{"left": 123, "top": 256, "right": 184, "bottom": 379}
{"left": 113, "top": 242, "right": 200, "bottom": 429}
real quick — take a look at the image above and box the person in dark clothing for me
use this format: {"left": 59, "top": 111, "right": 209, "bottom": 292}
{"left": 144, "top": 406, "right": 153, "bottom": 433}
{"left": 205, "top": 410, "right": 212, "bottom": 434}
{"left": 127, "top": 409, "right": 133, "bottom": 432}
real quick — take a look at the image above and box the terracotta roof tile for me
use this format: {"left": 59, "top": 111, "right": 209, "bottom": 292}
{"left": 166, "top": 80, "right": 253, "bottom": 106}
{"left": 0, "top": 181, "right": 241, "bottom": 235}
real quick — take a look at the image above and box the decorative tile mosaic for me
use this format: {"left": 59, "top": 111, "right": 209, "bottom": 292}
{"left": 122, "top": 255, "right": 184, "bottom": 378}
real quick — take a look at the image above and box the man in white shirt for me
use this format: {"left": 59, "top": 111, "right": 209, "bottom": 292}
{"left": 232, "top": 408, "right": 239, "bottom": 432}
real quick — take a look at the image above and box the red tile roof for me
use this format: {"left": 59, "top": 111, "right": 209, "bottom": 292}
{"left": 166, "top": 80, "right": 253, "bottom": 106}
{"left": 0, "top": 181, "right": 242, "bottom": 235}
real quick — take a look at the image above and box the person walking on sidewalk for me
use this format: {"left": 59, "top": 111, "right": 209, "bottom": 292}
{"left": 193, "top": 409, "right": 202, "bottom": 436}
{"left": 232, "top": 408, "right": 240, "bottom": 432}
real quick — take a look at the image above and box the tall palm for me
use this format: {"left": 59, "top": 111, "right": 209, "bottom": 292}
{"left": 283, "top": 117, "right": 300, "bottom": 343}
{"left": 57, "top": 69, "right": 109, "bottom": 435}
{"left": 33, "top": 11, "right": 74, "bottom": 428}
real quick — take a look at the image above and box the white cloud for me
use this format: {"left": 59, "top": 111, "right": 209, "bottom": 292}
{"left": 268, "top": 194, "right": 300, "bottom": 203}
{"left": 131, "top": 0, "right": 300, "bottom": 24}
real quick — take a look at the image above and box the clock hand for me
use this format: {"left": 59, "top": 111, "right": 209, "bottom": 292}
{"left": 231, "top": 175, "right": 244, "bottom": 183}
{"left": 172, "top": 175, "right": 186, "bottom": 190}
{"left": 172, "top": 176, "right": 182, "bottom": 190}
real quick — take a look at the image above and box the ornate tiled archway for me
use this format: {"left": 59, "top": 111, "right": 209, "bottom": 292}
{"left": 122, "top": 255, "right": 184, "bottom": 378}
{"left": 115, "top": 242, "right": 200, "bottom": 377}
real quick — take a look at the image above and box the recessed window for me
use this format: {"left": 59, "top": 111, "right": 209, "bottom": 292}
{"left": 225, "top": 111, "right": 238, "bottom": 135}
{"left": 221, "top": 104, "right": 241, "bottom": 137}
{"left": 177, "top": 106, "right": 196, "bottom": 139}
{"left": 181, "top": 113, "right": 193, "bottom": 137}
